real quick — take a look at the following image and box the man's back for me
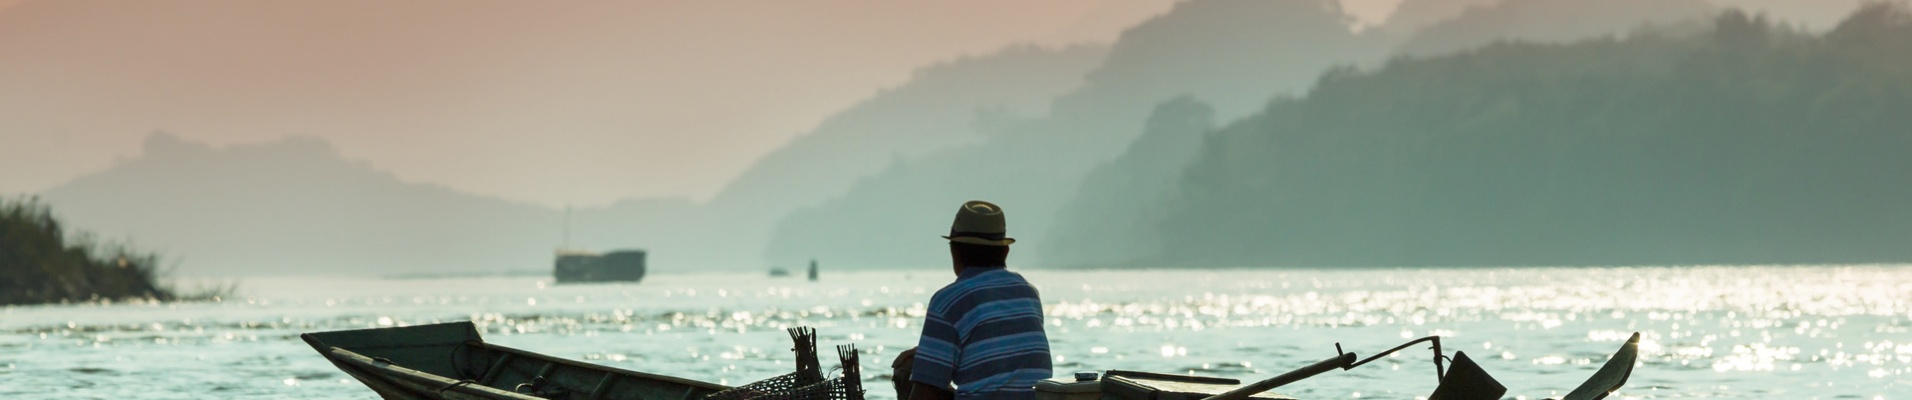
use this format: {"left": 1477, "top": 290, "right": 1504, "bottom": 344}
{"left": 912, "top": 267, "right": 1052, "bottom": 400}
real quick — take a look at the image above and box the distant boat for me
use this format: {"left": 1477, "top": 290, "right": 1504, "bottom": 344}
{"left": 554, "top": 249, "right": 646, "bottom": 283}
{"left": 551, "top": 207, "right": 646, "bottom": 284}
{"left": 769, "top": 266, "right": 791, "bottom": 277}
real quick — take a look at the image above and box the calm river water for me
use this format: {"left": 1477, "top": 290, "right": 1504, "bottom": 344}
{"left": 2, "top": 266, "right": 1907, "bottom": 399}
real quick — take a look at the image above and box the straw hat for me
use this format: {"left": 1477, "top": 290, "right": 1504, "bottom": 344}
{"left": 943, "top": 200, "right": 1015, "bottom": 246}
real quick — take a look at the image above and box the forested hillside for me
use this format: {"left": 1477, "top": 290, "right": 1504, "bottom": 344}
{"left": 1127, "top": 6, "right": 1912, "bottom": 267}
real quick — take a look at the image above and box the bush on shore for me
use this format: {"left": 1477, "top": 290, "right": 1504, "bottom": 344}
{"left": 1, "top": 197, "right": 177, "bottom": 305}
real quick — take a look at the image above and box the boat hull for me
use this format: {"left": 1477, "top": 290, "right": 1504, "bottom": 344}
{"left": 302, "top": 322, "right": 725, "bottom": 400}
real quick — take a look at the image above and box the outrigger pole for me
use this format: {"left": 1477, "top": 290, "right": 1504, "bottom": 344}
{"left": 1197, "top": 352, "right": 1356, "bottom": 400}
{"left": 1339, "top": 336, "right": 1448, "bottom": 384}
{"left": 1199, "top": 335, "right": 1452, "bottom": 400}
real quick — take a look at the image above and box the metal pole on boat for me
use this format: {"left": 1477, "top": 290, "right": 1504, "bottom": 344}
{"left": 1198, "top": 352, "right": 1356, "bottom": 400}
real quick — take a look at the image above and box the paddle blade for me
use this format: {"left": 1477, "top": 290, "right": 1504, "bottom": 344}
{"left": 1559, "top": 332, "right": 1641, "bottom": 400}
{"left": 1427, "top": 351, "right": 1506, "bottom": 400}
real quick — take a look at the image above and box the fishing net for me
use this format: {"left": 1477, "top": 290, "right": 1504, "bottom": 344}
{"left": 705, "top": 329, "right": 864, "bottom": 400}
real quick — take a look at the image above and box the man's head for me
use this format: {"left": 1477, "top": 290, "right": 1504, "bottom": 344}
{"left": 943, "top": 200, "right": 1012, "bottom": 272}
{"left": 949, "top": 242, "right": 1009, "bottom": 269}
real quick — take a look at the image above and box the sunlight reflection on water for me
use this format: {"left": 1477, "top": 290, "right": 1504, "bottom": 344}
{"left": 1, "top": 266, "right": 1907, "bottom": 399}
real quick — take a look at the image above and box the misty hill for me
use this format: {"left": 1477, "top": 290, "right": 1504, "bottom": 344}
{"left": 1709, "top": 0, "right": 1876, "bottom": 31}
{"left": 33, "top": 44, "right": 1117, "bottom": 275}
{"left": 1375, "top": 0, "right": 1503, "bottom": 36}
{"left": 1039, "top": 97, "right": 1217, "bottom": 267}
{"left": 764, "top": 0, "right": 1387, "bottom": 269}
{"left": 649, "top": 44, "right": 1109, "bottom": 269}
{"left": 1040, "top": 0, "right": 1716, "bottom": 268}
{"left": 1394, "top": 0, "right": 1714, "bottom": 58}
{"left": 1086, "top": 6, "right": 1912, "bottom": 268}
{"left": 708, "top": 44, "right": 1108, "bottom": 211}
{"left": 1040, "top": 1, "right": 1907, "bottom": 269}
{"left": 1038, "top": 0, "right": 1655, "bottom": 268}
{"left": 39, "top": 134, "right": 565, "bottom": 276}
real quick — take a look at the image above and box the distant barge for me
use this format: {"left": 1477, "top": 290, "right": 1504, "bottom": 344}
{"left": 554, "top": 249, "right": 646, "bottom": 283}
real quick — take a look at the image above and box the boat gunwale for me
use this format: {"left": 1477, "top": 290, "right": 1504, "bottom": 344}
{"left": 301, "top": 321, "right": 729, "bottom": 399}
{"left": 460, "top": 339, "right": 729, "bottom": 391}
{"left": 323, "top": 346, "right": 550, "bottom": 400}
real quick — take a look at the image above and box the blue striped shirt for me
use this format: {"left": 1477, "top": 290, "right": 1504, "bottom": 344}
{"left": 911, "top": 267, "right": 1052, "bottom": 400}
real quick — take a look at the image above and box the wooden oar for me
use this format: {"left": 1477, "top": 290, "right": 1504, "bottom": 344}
{"left": 1197, "top": 352, "right": 1357, "bottom": 400}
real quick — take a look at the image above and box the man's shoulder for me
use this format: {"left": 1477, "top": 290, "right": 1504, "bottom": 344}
{"left": 965, "top": 268, "right": 1034, "bottom": 285}
{"left": 972, "top": 269, "right": 1039, "bottom": 297}
{"left": 940, "top": 269, "right": 1036, "bottom": 295}
{"left": 929, "top": 268, "right": 1037, "bottom": 311}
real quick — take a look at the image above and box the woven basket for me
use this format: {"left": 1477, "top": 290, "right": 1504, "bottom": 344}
{"left": 706, "top": 330, "right": 863, "bottom": 400}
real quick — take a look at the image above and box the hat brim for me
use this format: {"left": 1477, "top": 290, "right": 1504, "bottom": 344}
{"left": 943, "top": 235, "right": 1014, "bottom": 246}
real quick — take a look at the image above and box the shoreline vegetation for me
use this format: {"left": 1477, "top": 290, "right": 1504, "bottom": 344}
{"left": 1, "top": 197, "right": 233, "bottom": 306}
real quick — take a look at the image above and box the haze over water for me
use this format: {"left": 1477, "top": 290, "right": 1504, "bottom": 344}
{"left": 3, "top": 266, "right": 1906, "bottom": 399}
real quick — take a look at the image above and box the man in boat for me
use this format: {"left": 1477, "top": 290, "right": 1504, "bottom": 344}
{"left": 893, "top": 200, "right": 1053, "bottom": 400}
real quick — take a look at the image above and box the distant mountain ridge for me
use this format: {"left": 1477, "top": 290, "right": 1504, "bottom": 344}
{"left": 34, "top": 43, "right": 1114, "bottom": 275}
{"left": 589, "top": 43, "right": 1114, "bottom": 271}
{"left": 763, "top": 0, "right": 1387, "bottom": 269}
{"left": 35, "top": 0, "right": 1897, "bottom": 275}
{"left": 1033, "top": 0, "right": 1807, "bottom": 268}
{"left": 707, "top": 44, "right": 1108, "bottom": 211}
{"left": 1134, "top": 6, "right": 1912, "bottom": 267}
{"left": 1394, "top": 0, "right": 1715, "bottom": 57}
{"left": 41, "top": 133, "right": 560, "bottom": 276}
{"left": 760, "top": 0, "right": 1766, "bottom": 269}
{"left": 1376, "top": 0, "right": 1502, "bottom": 36}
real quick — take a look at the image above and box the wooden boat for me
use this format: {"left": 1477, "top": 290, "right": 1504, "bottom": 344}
{"left": 306, "top": 321, "right": 1638, "bottom": 400}
{"left": 301, "top": 321, "right": 726, "bottom": 400}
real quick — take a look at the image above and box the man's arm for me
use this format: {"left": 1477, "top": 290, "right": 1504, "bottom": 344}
{"left": 891, "top": 348, "right": 917, "bottom": 399}
{"left": 911, "top": 297, "right": 963, "bottom": 400}
{"left": 894, "top": 347, "right": 953, "bottom": 400}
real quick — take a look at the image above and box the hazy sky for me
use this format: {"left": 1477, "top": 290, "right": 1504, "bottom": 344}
{"left": 0, "top": 0, "right": 1195, "bottom": 206}
{"left": 0, "top": 0, "right": 1865, "bottom": 207}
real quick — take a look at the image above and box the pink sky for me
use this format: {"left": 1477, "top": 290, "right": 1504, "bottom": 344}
{"left": 0, "top": 0, "right": 1193, "bottom": 206}
{"left": 0, "top": 0, "right": 1866, "bottom": 207}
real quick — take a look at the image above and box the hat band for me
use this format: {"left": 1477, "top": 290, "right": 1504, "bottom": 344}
{"left": 947, "top": 230, "right": 1007, "bottom": 240}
